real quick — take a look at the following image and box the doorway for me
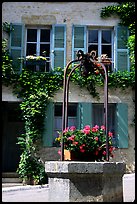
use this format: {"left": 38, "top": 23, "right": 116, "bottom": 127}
{"left": 2, "top": 102, "right": 24, "bottom": 172}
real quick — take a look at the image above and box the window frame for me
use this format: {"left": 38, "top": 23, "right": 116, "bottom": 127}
{"left": 87, "top": 27, "right": 114, "bottom": 71}
{"left": 24, "top": 25, "right": 52, "bottom": 71}
{"left": 92, "top": 103, "right": 118, "bottom": 147}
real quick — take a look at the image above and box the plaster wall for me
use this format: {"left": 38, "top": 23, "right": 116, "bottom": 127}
{"left": 2, "top": 2, "right": 120, "bottom": 62}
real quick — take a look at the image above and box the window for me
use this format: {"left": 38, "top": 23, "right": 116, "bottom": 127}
{"left": 43, "top": 102, "right": 128, "bottom": 148}
{"left": 25, "top": 27, "right": 51, "bottom": 72}
{"left": 72, "top": 25, "right": 129, "bottom": 72}
{"left": 88, "top": 29, "right": 113, "bottom": 72}
{"left": 53, "top": 103, "right": 77, "bottom": 146}
{"left": 92, "top": 103, "right": 118, "bottom": 147}
{"left": 9, "top": 24, "right": 66, "bottom": 73}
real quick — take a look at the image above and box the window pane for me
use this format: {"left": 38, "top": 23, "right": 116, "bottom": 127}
{"left": 55, "top": 104, "right": 77, "bottom": 117}
{"left": 92, "top": 103, "right": 117, "bottom": 146}
{"left": 102, "top": 45, "right": 111, "bottom": 58}
{"left": 74, "top": 27, "right": 85, "bottom": 48}
{"left": 88, "top": 30, "right": 98, "bottom": 43}
{"left": 68, "top": 117, "right": 77, "bottom": 127}
{"left": 11, "top": 25, "right": 22, "bottom": 47}
{"left": 88, "top": 45, "right": 98, "bottom": 56}
{"left": 40, "top": 44, "right": 50, "bottom": 57}
{"left": 27, "top": 29, "right": 37, "bottom": 42}
{"left": 55, "top": 27, "right": 64, "bottom": 48}
{"left": 26, "top": 43, "right": 36, "bottom": 55}
{"left": 102, "top": 30, "right": 111, "bottom": 43}
{"left": 54, "top": 117, "right": 62, "bottom": 129}
{"left": 40, "top": 29, "right": 50, "bottom": 42}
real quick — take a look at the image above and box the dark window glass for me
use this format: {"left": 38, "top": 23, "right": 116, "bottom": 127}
{"left": 27, "top": 29, "right": 37, "bottom": 42}
{"left": 88, "top": 30, "right": 98, "bottom": 43}
{"left": 88, "top": 45, "right": 98, "bottom": 56}
{"left": 40, "top": 29, "right": 50, "bottom": 42}
{"left": 26, "top": 43, "right": 36, "bottom": 56}
{"left": 102, "top": 45, "right": 111, "bottom": 58}
{"left": 102, "top": 30, "right": 111, "bottom": 43}
{"left": 40, "top": 44, "right": 50, "bottom": 57}
{"left": 54, "top": 104, "right": 77, "bottom": 117}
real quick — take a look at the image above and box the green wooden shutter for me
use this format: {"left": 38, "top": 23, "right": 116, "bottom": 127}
{"left": 72, "top": 25, "right": 87, "bottom": 60}
{"left": 51, "top": 24, "right": 66, "bottom": 69}
{"left": 115, "top": 26, "right": 130, "bottom": 71}
{"left": 43, "top": 102, "right": 54, "bottom": 147}
{"left": 9, "top": 23, "right": 24, "bottom": 73}
{"left": 77, "top": 103, "right": 92, "bottom": 129}
{"left": 116, "top": 103, "right": 128, "bottom": 148}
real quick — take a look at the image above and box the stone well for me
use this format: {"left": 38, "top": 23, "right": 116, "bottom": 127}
{"left": 45, "top": 161, "right": 126, "bottom": 202}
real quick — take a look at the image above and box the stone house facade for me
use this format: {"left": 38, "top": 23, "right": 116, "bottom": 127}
{"left": 2, "top": 2, "right": 135, "bottom": 173}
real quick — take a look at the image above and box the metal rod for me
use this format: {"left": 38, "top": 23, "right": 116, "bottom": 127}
{"left": 99, "top": 63, "right": 109, "bottom": 161}
{"left": 65, "top": 63, "right": 81, "bottom": 129}
{"left": 61, "top": 59, "right": 80, "bottom": 161}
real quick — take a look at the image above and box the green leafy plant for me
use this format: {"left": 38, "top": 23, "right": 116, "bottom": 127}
{"left": 16, "top": 150, "right": 48, "bottom": 184}
{"left": 56, "top": 125, "right": 115, "bottom": 161}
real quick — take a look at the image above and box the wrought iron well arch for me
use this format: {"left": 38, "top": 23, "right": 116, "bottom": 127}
{"left": 61, "top": 50, "right": 111, "bottom": 161}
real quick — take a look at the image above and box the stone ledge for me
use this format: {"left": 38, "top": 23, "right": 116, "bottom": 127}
{"left": 45, "top": 161, "right": 126, "bottom": 174}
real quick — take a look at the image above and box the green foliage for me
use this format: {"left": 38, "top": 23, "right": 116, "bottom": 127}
{"left": 100, "top": 2, "right": 135, "bottom": 34}
{"left": 2, "top": 39, "right": 17, "bottom": 85}
{"left": 16, "top": 150, "right": 48, "bottom": 184}
{"left": 2, "top": 21, "right": 14, "bottom": 33}
{"left": 127, "top": 34, "right": 135, "bottom": 65}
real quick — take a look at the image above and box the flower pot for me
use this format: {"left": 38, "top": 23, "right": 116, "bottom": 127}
{"left": 23, "top": 177, "right": 38, "bottom": 185}
{"left": 25, "top": 60, "right": 46, "bottom": 66}
{"left": 64, "top": 149, "right": 96, "bottom": 161}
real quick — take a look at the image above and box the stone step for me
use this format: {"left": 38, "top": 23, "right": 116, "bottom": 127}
{"left": 2, "top": 172, "right": 22, "bottom": 183}
{"left": 2, "top": 177, "right": 22, "bottom": 183}
{"left": 2, "top": 172, "right": 19, "bottom": 178}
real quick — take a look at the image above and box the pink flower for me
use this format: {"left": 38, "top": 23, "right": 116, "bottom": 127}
{"left": 70, "top": 126, "right": 76, "bottom": 131}
{"left": 108, "top": 131, "right": 113, "bottom": 137}
{"left": 94, "top": 137, "right": 98, "bottom": 141}
{"left": 84, "top": 125, "right": 90, "bottom": 130}
{"left": 73, "top": 141, "right": 78, "bottom": 145}
{"left": 109, "top": 146, "right": 114, "bottom": 152}
{"left": 79, "top": 144, "right": 86, "bottom": 152}
{"left": 68, "top": 135, "right": 75, "bottom": 141}
{"left": 103, "top": 151, "right": 106, "bottom": 155}
{"left": 92, "top": 127, "right": 98, "bottom": 132}
{"left": 79, "top": 145, "right": 85, "bottom": 153}
{"left": 63, "top": 127, "right": 69, "bottom": 133}
{"left": 94, "top": 125, "right": 99, "bottom": 130}
{"left": 83, "top": 129, "right": 90, "bottom": 134}
{"left": 58, "top": 149, "right": 61, "bottom": 155}
{"left": 101, "top": 125, "right": 105, "bottom": 130}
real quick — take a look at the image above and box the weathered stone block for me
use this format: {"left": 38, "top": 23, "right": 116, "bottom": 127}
{"left": 45, "top": 161, "right": 126, "bottom": 202}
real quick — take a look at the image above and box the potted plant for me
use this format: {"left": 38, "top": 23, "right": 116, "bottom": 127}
{"left": 16, "top": 150, "right": 48, "bottom": 185}
{"left": 55, "top": 125, "right": 115, "bottom": 161}
{"left": 25, "top": 55, "right": 47, "bottom": 66}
